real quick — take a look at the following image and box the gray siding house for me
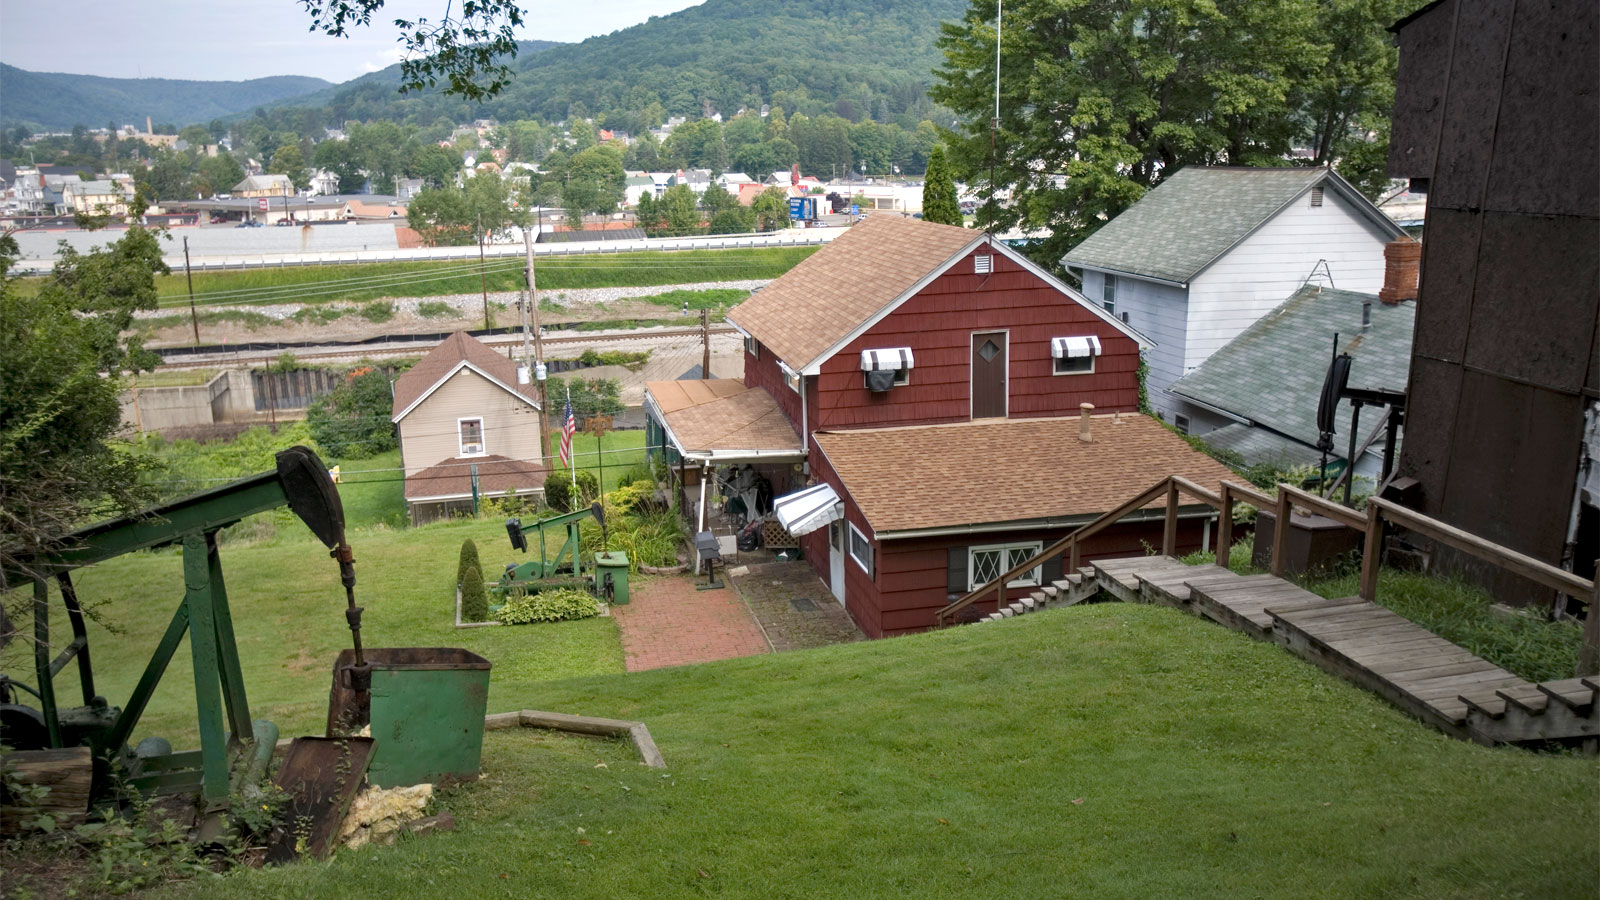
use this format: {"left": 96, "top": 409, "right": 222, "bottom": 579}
{"left": 1169, "top": 286, "right": 1414, "bottom": 482}
{"left": 1062, "top": 167, "right": 1407, "bottom": 428}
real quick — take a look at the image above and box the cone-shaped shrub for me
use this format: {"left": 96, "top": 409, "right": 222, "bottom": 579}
{"left": 457, "top": 539, "right": 481, "bottom": 587}
{"left": 460, "top": 564, "right": 489, "bottom": 623}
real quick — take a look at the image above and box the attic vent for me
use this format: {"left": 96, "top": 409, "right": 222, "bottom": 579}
{"left": 1310, "top": 186, "right": 1325, "bottom": 207}
{"left": 974, "top": 254, "right": 993, "bottom": 274}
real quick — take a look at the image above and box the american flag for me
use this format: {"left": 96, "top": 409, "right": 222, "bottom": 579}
{"left": 559, "top": 390, "right": 576, "bottom": 468}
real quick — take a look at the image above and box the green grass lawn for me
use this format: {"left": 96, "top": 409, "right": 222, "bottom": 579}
{"left": 133, "top": 247, "right": 816, "bottom": 310}
{"left": 328, "top": 448, "right": 407, "bottom": 531}
{"left": 150, "top": 601, "right": 1597, "bottom": 900}
{"left": 18, "top": 518, "right": 623, "bottom": 746}
{"left": 549, "top": 428, "right": 649, "bottom": 493}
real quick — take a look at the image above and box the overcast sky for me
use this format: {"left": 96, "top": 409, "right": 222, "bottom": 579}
{"left": 0, "top": 0, "right": 705, "bottom": 83}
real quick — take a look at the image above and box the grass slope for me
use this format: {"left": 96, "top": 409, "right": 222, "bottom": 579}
{"left": 158, "top": 602, "right": 1596, "bottom": 899}
{"left": 148, "top": 247, "right": 816, "bottom": 310}
{"left": 21, "top": 519, "right": 623, "bottom": 744}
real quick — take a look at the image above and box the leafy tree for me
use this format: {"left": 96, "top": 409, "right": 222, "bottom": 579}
{"left": 663, "top": 118, "right": 728, "bottom": 173}
{"left": 407, "top": 173, "right": 528, "bottom": 246}
{"left": 636, "top": 193, "right": 664, "bottom": 232}
{"left": 658, "top": 184, "right": 700, "bottom": 235}
{"left": 548, "top": 375, "right": 624, "bottom": 421}
{"left": 931, "top": 0, "right": 1413, "bottom": 268}
{"left": 708, "top": 206, "right": 755, "bottom": 235}
{"left": 306, "top": 368, "right": 397, "bottom": 459}
{"left": 178, "top": 125, "right": 212, "bottom": 146}
{"left": 0, "top": 227, "right": 165, "bottom": 590}
{"left": 408, "top": 143, "right": 464, "bottom": 188}
{"left": 312, "top": 139, "right": 365, "bottom": 194}
{"left": 303, "top": 0, "right": 526, "bottom": 100}
{"left": 624, "top": 133, "right": 662, "bottom": 171}
{"left": 269, "top": 144, "right": 309, "bottom": 191}
{"left": 565, "top": 145, "right": 627, "bottom": 214}
{"left": 197, "top": 153, "right": 245, "bottom": 196}
{"left": 751, "top": 187, "right": 792, "bottom": 232}
{"left": 921, "top": 145, "right": 961, "bottom": 225}
{"left": 699, "top": 184, "right": 740, "bottom": 216}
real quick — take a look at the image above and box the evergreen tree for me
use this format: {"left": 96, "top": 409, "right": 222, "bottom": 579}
{"left": 920, "top": 145, "right": 961, "bottom": 225}
{"left": 459, "top": 564, "right": 489, "bottom": 623}
{"left": 458, "top": 539, "right": 482, "bottom": 587}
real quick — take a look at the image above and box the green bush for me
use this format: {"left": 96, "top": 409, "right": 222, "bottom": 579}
{"left": 415, "top": 301, "right": 456, "bottom": 319}
{"left": 457, "top": 539, "right": 481, "bottom": 586}
{"left": 459, "top": 565, "right": 489, "bottom": 623}
{"left": 359, "top": 301, "right": 395, "bottom": 322}
{"left": 544, "top": 476, "right": 572, "bottom": 513}
{"left": 574, "top": 470, "right": 600, "bottom": 506}
{"left": 495, "top": 586, "right": 600, "bottom": 624}
{"left": 306, "top": 368, "right": 397, "bottom": 459}
{"left": 616, "top": 462, "right": 655, "bottom": 487}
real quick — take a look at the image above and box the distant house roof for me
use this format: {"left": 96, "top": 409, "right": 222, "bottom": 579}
{"left": 1061, "top": 166, "right": 1406, "bottom": 285}
{"left": 727, "top": 215, "right": 1143, "bottom": 375}
{"left": 1169, "top": 286, "right": 1414, "bottom": 463}
{"left": 403, "top": 454, "right": 546, "bottom": 501}
{"left": 345, "top": 198, "right": 407, "bottom": 218}
{"left": 232, "top": 174, "right": 293, "bottom": 193}
{"left": 644, "top": 379, "right": 803, "bottom": 461}
{"left": 391, "top": 331, "right": 539, "bottom": 422}
{"left": 813, "top": 414, "right": 1237, "bottom": 537}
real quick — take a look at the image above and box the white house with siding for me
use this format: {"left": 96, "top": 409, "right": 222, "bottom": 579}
{"left": 1062, "top": 166, "right": 1406, "bottom": 430}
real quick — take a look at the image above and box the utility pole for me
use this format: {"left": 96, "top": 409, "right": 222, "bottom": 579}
{"left": 523, "top": 227, "right": 548, "bottom": 465}
{"left": 477, "top": 213, "right": 490, "bottom": 330}
{"left": 182, "top": 236, "right": 200, "bottom": 343}
{"left": 700, "top": 308, "right": 711, "bottom": 378}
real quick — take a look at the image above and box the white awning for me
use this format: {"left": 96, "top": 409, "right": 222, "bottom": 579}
{"left": 1051, "top": 336, "right": 1102, "bottom": 359}
{"left": 859, "top": 347, "right": 914, "bottom": 371}
{"left": 773, "top": 483, "right": 843, "bottom": 536}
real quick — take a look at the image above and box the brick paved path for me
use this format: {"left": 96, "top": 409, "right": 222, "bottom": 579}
{"left": 611, "top": 575, "right": 771, "bottom": 672}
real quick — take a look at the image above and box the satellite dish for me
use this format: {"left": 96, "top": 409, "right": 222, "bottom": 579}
{"left": 1317, "top": 354, "right": 1353, "bottom": 437}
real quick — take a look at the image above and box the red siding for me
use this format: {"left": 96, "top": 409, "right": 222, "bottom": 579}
{"left": 742, "top": 339, "right": 803, "bottom": 428}
{"left": 873, "top": 518, "right": 1217, "bottom": 637}
{"left": 812, "top": 248, "right": 1139, "bottom": 431}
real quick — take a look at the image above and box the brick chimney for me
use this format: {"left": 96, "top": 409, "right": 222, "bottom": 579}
{"left": 1078, "top": 403, "right": 1095, "bottom": 442}
{"left": 1380, "top": 239, "right": 1421, "bottom": 305}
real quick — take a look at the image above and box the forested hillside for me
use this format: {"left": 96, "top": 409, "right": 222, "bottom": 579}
{"left": 0, "top": 65, "right": 330, "bottom": 131}
{"left": 277, "top": 0, "right": 964, "bottom": 132}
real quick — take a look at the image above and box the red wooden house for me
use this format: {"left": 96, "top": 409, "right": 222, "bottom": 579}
{"left": 646, "top": 217, "right": 1236, "bottom": 638}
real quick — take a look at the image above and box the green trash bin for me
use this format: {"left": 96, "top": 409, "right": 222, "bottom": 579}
{"left": 595, "top": 551, "right": 630, "bottom": 605}
{"left": 327, "top": 648, "right": 491, "bottom": 787}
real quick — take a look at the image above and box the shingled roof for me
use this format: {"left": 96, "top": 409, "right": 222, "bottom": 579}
{"left": 1062, "top": 167, "right": 1404, "bottom": 285}
{"left": 726, "top": 216, "right": 981, "bottom": 372}
{"left": 1170, "top": 286, "right": 1414, "bottom": 463}
{"left": 391, "top": 331, "right": 539, "bottom": 422}
{"left": 644, "top": 380, "right": 803, "bottom": 460}
{"left": 813, "top": 414, "right": 1236, "bottom": 536}
{"left": 403, "top": 454, "right": 547, "bottom": 501}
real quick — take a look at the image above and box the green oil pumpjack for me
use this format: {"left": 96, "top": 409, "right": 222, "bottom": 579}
{"left": 0, "top": 446, "right": 369, "bottom": 813}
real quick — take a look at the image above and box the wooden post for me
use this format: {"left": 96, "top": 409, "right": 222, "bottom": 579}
{"left": 1161, "top": 479, "right": 1179, "bottom": 558}
{"left": 1269, "top": 487, "right": 1292, "bottom": 578}
{"left": 700, "top": 308, "right": 711, "bottom": 378}
{"left": 1578, "top": 563, "right": 1600, "bottom": 676}
{"left": 1359, "top": 500, "right": 1383, "bottom": 602}
{"left": 1068, "top": 538, "right": 1080, "bottom": 574}
{"left": 1217, "top": 483, "right": 1234, "bottom": 570}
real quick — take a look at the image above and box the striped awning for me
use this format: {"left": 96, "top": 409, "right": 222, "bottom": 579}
{"left": 1051, "top": 336, "right": 1102, "bottom": 359}
{"left": 859, "top": 347, "right": 914, "bottom": 371}
{"left": 773, "top": 483, "right": 843, "bottom": 536}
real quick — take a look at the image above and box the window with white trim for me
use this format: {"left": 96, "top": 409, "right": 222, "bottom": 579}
{"left": 458, "top": 417, "right": 486, "bottom": 456}
{"left": 1050, "top": 335, "right": 1101, "bottom": 376}
{"left": 968, "top": 541, "right": 1043, "bottom": 591}
{"left": 784, "top": 368, "right": 801, "bottom": 393}
{"left": 860, "top": 347, "right": 913, "bottom": 389}
{"left": 1102, "top": 274, "right": 1117, "bottom": 314}
{"left": 848, "top": 522, "right": 873, "bottom": 576}
{"left": 744, "top": 336, "right": 759, "bottom": 358}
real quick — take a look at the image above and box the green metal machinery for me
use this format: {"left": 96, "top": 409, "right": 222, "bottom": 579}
{"left": 498, "top": 506, "right": 595, "bottom": 588}
{"left": 0, "top": 446, "right": 367, "bottom": 813}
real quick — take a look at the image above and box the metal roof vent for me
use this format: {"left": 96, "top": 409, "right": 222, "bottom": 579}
{"left": 974, "top": 254, "right": 993, "bottom": 274}
{"left": 1310, "top": 186, "right": 1325, "bottom": 207}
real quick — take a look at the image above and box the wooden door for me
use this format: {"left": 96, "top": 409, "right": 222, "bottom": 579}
{"left": 971, "top": 331, "right": 1008, "bottom": 419}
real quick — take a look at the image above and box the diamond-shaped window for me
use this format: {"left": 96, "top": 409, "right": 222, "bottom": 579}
{"left": 978, "top": 339, "right": 1000, "bottom": 362}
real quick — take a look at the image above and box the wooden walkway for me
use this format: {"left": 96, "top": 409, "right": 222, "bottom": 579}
{"left": 1085, "top": 556, "right": 1598, "bottom": 747}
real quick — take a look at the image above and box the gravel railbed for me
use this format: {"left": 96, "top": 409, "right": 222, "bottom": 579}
{"left": 138, "top": 280, "right": 771, "bottom": 320}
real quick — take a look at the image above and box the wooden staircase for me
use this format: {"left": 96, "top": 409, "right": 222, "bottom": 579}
{"left": 1079, "top": 555, "right": 1600, "bottom": 749}
{"left": 971, "top": 569, "right": 1101, "bottom": 622}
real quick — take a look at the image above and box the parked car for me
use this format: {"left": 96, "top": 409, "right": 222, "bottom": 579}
{"left": 209, "top": 215, "right": 225, "bottom": 224}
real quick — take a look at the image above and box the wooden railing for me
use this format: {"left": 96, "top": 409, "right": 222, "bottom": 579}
{"left": 938, "top": 474, "right": 1600, "bottom": 675}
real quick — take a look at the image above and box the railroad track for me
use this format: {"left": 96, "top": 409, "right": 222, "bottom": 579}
{"left": 153, "top": 325, "right": 739, "bottom": 369}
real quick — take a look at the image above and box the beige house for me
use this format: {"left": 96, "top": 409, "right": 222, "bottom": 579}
{"left": 231, "top": 174, "right": 294, "bottom": 198}
{"left": 63, "top": 178, "right": 133, "bottom": 217}
{"left": 391, "top": 332, "right": 547, "bottom": 523}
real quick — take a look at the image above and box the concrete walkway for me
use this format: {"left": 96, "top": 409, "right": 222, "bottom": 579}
{"left": 728, "top": 559, "right": 864, "bottom": 651}
{"left": 611, "top": 575, "right": 771, "bottom": 672}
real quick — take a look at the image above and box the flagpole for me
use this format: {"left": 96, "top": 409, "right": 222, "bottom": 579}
{"left": 568, "top": 384, "right": 577, "bottom": 488}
